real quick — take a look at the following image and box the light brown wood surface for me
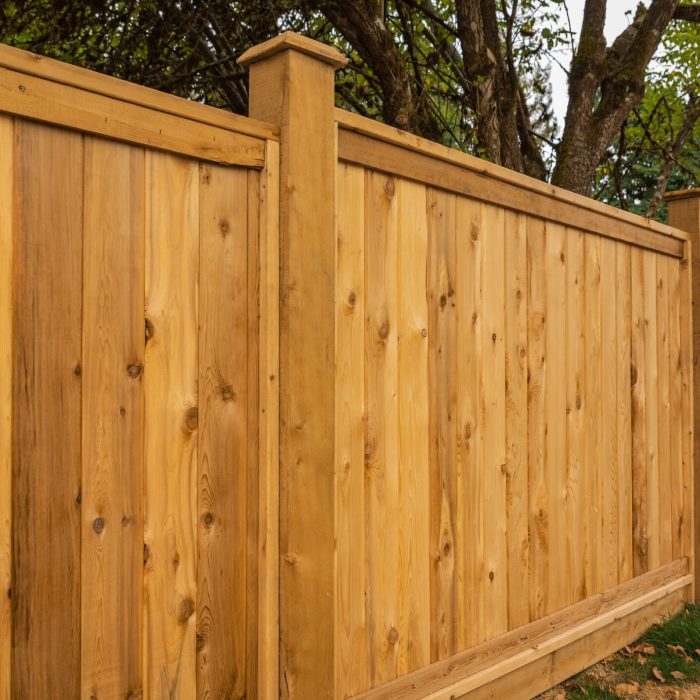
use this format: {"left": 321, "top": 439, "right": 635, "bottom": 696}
{"left": 0, "top": 115, "right": 12, "bottom": 700}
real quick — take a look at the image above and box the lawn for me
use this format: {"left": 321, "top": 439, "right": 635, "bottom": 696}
{"left": 537, "top": 606, "right": 700, "bottom": 699}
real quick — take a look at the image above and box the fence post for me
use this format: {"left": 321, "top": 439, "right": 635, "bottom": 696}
{"left": 239, "top": 33, "right": 346, "bottom": 698}
{"left": 666, "top": 189, "right": 699, "bottom": 600}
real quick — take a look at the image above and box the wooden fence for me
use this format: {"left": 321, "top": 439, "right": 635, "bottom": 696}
{"left": 0, "top": 30, "right": 697, "bottom": 700}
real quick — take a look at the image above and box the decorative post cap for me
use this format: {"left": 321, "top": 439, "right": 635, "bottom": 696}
{"left": 237, "top": 31, "right": 347, "bottom": 70}
{"left": 664, "top": 188, "right": 700, "bottom": 202}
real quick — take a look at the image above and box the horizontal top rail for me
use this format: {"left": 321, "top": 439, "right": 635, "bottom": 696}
{"left": 336, "top": 107, "right": 688, "bottom": 258}
{"left": 0, "top": 43, "right": 278, "bottom": 142}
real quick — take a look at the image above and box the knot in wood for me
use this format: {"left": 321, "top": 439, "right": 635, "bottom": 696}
{"left": 127, "top": 363, "right": 143, "bottom": 379}
{"left": 178, "top": 597, "right": 195, "bottom": 623}
{"left": 387, "top": 627, "right": 399, "bottom": 645}
{"left": 184, "top": 407, "right": 198, "bottom": 432}
{"left": 92, "top": 517, "right": 105, "bottom": 534}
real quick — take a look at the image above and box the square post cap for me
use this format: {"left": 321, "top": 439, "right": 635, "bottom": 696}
{"left": 664, "top": 188, "right": 700, "bottom": 202}
{"left": 238, "top": 31, "right": 347, "bottom": 70}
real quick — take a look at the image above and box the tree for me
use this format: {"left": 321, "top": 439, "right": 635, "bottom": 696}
{"left": 2, "top": 0, "right": 699, "bottom": 199}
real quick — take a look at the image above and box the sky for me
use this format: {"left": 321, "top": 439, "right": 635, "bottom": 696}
{"left": 550, "top": 0, "right": 645, "bottom": 128}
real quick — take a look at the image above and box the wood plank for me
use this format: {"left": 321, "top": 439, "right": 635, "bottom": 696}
{"left": 0, "top": 42, "right": 278, "bottom": 141}
{"left": 616, "top": 243, "right": 633, "bottom": 583}
{"left": 643, "top": 251, "right": 660, "bottom": 571}
{"left": 349, "top": 558, "right": 689, "bottom": 700}
{"left": 427, "top": 187, "right": 458, "bottom": 661}
{"left": 257, "top": 139, "right": 280, "bottom": 700}
{"left": 336, "top": 130, "right": 684, "bottom": 258}
{"left": 480, "top": 203, "right": 507, "bottom": 638}
{"left": 11, "top": 120, "right": 83, "bottom": 698}
{"left": 197, "top": 163, "right": 249, "bottom": 698}
{"left": 452, "top": 584, "right": 687, "bottom": 700}
{"left": 81, "top": 137, "right": 145, "bottom": 700}
{"left": 247, "top": 47, "right": 339, "bottom": 699}
{"left": 565, "top": 228, "right": 586, "bottom": 603}
{"left": 600, "top": 236, "right": 619, "bottom": 591}
{"left": 336, "top": 111, "right": 687, "bottom": 244}
{"left": 656, "top": 254, "right": 673, "bottom": 566}
{"left": 335, "top": 163, "right": 368, "bottom": 696}
{"left": 397, "top": 178, "right": 431, "bottom": 674}
{"left": 584, "top": 235, "right": 603, "bottom": 597}
{"left": 0, "top": 65, "right": 265, "bottom": 166}
{"left": 668, "top": 259, "right": 684, "bottom": 562}
{"left": 631, "top": 248, "right": 649, "bottom": 576}
{"left": 455, "top": 196, "right": 484, "bottom": 649}
{"left": 0, "top": 114, "right": 11, "bottom": 700}
{"left": 526, "top": 216, "right": 547, "bottom": 619}
{"left": 504, "top": 210, "right": 529, "bottom": 629}
{"left": 143, "top": 150, "right": 199, "bottom": 699}
{"left": 545, "top": 222, "right": 567, "bottom": 613}
{"left": 246, "top": 167, "right": 261, "bottom": 700}
{"left": 364, "top": 170, "right": 400, "bottom": 685}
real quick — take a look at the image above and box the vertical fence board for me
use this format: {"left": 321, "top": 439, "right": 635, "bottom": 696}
{"left": 81, "top": 138, "right": 145, "bottom": 700}
{"left": 668, "top": 259, "right": 684, "bottom": 562}
{"left": 455, "top": 197, "right": 484, "bottom": 649}
{"left": 335, "top": 163, "right": 367, "bottom": 696}
{"left": 545, "top": 223, "right": 567, "bottom": 613}
{"left": 396, "top": 179, "right": 430, "bottom": 674}
{"left": 427, "top": 188, "right": 457, "bottom": 661}
{"left": 584, "top": 235, "right": 603, "bottom": 596}
{"left": 566, "top": 229, "right": 586, "bottom": 604}
{"left": 144, "top": 151, "right": 199, "bottom": 699}
{"left": 656, "top": 255, "right": 673, "bottom": 566}
{"left": 601, "top": 237, "right": 619, "bottom": 591}
{"left": 504, "top": 211, "right": 529, "bottom": 630}
{"left": 527, "top": 216, "right": 547, "bottom": 619}
{"left": 643, "top": 251, "right": 660, "bottom": 571}
{"left": 616, "top": 243, "right": 633, "bottom": 583}
{"left": 631, "top": 248, "right": 649, "bottom": 576}
{"left": 197, "top": 163, "right": 249, "bottom": 698}
{"left": 0, "top": 115, "right": 12, "bottom": 700}
{"left": 364, "top": 171, "right": 400, "bottom": 685}
{"left": 12, "top": 120, "right": 83, "bottom": 698}
{"left": 481, "top": 205, "right": 508, "bottom": 636}
{"left": 257, "top": 140, "right": 280, "bottom": 700}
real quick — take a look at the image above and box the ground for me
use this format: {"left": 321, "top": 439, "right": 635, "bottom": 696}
{"left": 536, "top": 606, "right": 700, "bottom": 699}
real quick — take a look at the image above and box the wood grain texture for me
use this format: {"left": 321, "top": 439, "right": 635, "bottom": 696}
{"left": 545, "top": 222, "right": 567, "bottom": 613}
{"left": 143, "top": 150, "right": 199, "bottom": 699}
{"left": 455, "top": 197, "right": 484, "bottom": 649}
{"left": 616, "top": 243, "right": 633, "bottom": 583}
{"left": 584, "top": 235, "right": 603, "bottom": 597}
{"left": 480, "top": 204, "right": 508, "bottom": 636}
{"left": 600, "top": 237, "right": 619, "bottom": 591}
{"left": 0, "top": 115, "right": 12, "bottom": 700}
{"left": 335, "top": 163, "right": 367, "bottom": 696}
{"left": 197, "top": 163, "right": 250, "bottom": 698}
{"left": 257, "top": 139, "right": 280, "bottom": 700}
{"left": 12, "top": 120, "right": 83, "bottom": 699}
{"left": 0, "top": 65, "right": 266, "bottom": 167}
{"left": 247, "top": 47, "right": 339, "bottom": 699}
{"left": 396, "top": 178, "right": 431, "bottom": 675}
{"left": 565, "top": 229, "right": 586, "bottom": 604}
{"left": 427, "top": 187, "right": 457, "bottom": 661}
{"left": 364, "top": 170, "right": 400, "bottom": 687}
{"left": 81, "top": 137, "right": 145, "bottom": 700}
{"left": 527, "top": 216, "right": 547, "bottom": 619}
{"left": 504, "top": 211, "right": 529, "bottom": 630}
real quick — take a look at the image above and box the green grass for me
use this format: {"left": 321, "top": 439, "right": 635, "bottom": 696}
{"left": 543, "top": 605, "right": 700, "bottom": 698}
{"left": 609, "top": 604, "right": 700, "bottom": 685}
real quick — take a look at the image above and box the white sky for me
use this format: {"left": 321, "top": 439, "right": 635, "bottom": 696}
{"left": 550, "top": 0, "right": 645, "bottom": 129}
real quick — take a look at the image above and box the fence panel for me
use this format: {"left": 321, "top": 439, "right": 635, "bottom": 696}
{"left": 0, "top": 43, "right": 279, "bottom": 700}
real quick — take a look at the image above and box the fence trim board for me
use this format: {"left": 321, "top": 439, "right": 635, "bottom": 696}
{"left": 0, "top": 41, "right": 278, "bottom": 142}
{"left": 338, "top": 128, "right": 684, "bottom": 258}
{"left": 350, "top": 559, "right": 690, "bottom": 700}
{"left": 0, "top": 65, "right": 266, "bottom": 167}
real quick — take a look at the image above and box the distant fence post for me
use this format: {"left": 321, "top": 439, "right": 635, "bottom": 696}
{"left": 239, "top": 33, "right": 346, "bottom": 698}
{"left": 666, "top": 189, "right": 699, "bottom": 601}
